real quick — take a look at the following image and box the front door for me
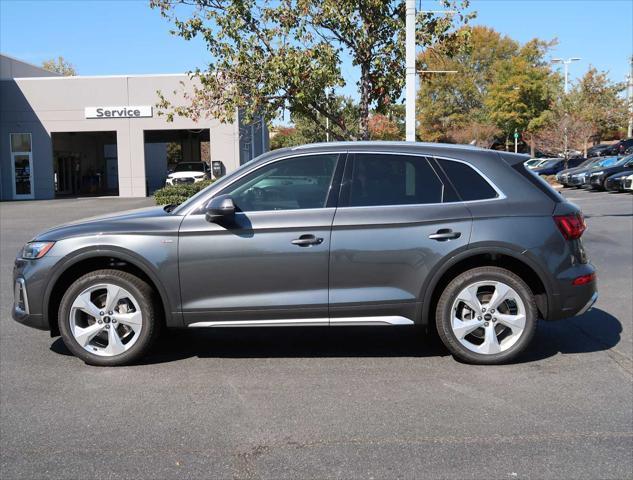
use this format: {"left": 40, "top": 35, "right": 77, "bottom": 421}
{"left": 178, "top": 153, "right": 343, "bottom": 326}
{"left": 10, "top": 133, "right": 34, "bottom": 199}
{"left": 329, "top": 152, "right": 472, "bottom": 324}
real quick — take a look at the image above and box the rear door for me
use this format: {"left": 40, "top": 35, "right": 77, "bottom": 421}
{"left": 329, "top": 152, "right": 472, "bottom": 324}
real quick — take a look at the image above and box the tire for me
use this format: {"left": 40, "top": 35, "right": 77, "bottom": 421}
{"left": 58, "top": 269, "right": 160, "bottom": 366}
{"left": 435, "top": 267, "right": 537, "bottom": 365}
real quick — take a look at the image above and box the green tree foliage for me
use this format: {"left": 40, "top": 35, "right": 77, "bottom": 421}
{"left": 151, "top": 0, "right": 472, "bottom": 140}
{"left": 41, "top": 56, "right": 76, "bottom": 76}
{"left": 485, "top": 39, "right": 559, "bottom": 144}
{"left": 416, "top": 26, "right": 517, "bottom": 141}
{"left": 568, "top": 67, "right": 627, "bottom": 141}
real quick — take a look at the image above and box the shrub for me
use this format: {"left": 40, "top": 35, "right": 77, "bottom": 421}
{"left": 153, "top": 179, "right": 214, "bottom": 205}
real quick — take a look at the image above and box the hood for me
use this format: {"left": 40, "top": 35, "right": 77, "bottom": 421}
{"left": 168, "top": 171, "right": 206, "bottom": 178}
{"left": 33, "top": 206, "right": 181, "bottom": 242}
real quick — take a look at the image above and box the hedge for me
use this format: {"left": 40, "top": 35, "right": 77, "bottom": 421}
{"left": 153, "top": 179, "right": 214, "bottom": 206}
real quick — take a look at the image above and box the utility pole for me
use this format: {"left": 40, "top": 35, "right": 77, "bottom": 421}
{"left": 627, "top": 56, "right": 632, "bottom": 138}
{"left": 405, "top": 0, "right": 416, "bottom": 142}
{"left": 405, "top": 2, "right": 457, "bottom": 142}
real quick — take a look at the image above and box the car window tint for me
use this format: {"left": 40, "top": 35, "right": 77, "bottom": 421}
{"left": 349, "top": 154, "right": 443, "bottom": 206}
{"left": 436, "top": 159, "right": 498, "bottom": 201}
{"left": 222, "top": 154, "right": 337, "bottom": 212}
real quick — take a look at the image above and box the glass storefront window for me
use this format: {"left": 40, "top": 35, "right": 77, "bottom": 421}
{"left": 10, "top": 133, "right": 33, "bottom": 198}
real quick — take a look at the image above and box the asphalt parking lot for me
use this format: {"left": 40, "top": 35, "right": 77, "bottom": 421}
{"left": 1, "top": 190, "right": 631, "bottom": 480}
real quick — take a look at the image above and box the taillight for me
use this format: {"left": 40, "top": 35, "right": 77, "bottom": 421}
{"left": 572, "top": 272, "right": 596, "bottom": 286}
{"left": 554, "top": 212, "right": 586, "bottom": 240}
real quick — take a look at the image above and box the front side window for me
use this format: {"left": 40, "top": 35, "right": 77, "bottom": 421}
{"left": 348, "top": 153, "right": 444, "bottom": 206}
{"left": 221, "top": 154, "right": 338, "bottom": 212}
{"left": 436, "top": 158, "right": 498, "bottom": 201}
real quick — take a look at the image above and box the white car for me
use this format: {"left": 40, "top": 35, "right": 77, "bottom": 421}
{"left": 165, "top": 162, "right": 210, "bottom": 186}
{"left": 624, "top": 174, "right": 633, "bottom": 192}
{"left": 525, "top": 158, "right": 546, "bottom": 169}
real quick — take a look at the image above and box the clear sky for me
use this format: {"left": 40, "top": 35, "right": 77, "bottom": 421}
{"left": 1, "top": 0, "right": 631, "bottom": 99}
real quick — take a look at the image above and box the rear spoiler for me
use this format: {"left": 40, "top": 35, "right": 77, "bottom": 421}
{"left": 496, "top": 151, "right": 531, "bottom": 166}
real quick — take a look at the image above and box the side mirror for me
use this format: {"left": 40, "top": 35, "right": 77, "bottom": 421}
{"left": 204, "top": 194, "right": 236, "bottom": 222}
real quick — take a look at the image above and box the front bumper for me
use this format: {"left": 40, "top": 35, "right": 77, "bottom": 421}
{"left": 12, "top": 276, "right": 48, "bottom": 330}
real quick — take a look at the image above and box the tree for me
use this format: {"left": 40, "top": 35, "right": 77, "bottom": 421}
{"left": 368, "top": 113, "right": 401, "bottom": 140}
{"left": 446, "top": 120, "right": 500, "bottom": 148}
{"left": 485, "top": 39, "right": 559, "bottom": 149}
{"left": 416, "top": 26, "right": 518, "bottom": 141}
{"left": 569, "top": 67, "right": 627, "bottom": 142}
{"left": 151, "top": 0, "right": 472, "bottom": 140}
{"left": 42, "top": 56, "right": 76, "bottom": 76}
{"left": 530, "top": 109, "right": 594, "bottom": 167}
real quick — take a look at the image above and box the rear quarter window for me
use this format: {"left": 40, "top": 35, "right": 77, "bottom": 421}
{"left": 436, "top": 159, "right": 498, "bottom": 201}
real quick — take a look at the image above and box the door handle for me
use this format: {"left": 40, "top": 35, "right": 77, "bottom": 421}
{"left": 291, "top": 234, "right": 324, "bottom": 247}
{"left": 429, "top": 229, "right": 461, "bottom": 241}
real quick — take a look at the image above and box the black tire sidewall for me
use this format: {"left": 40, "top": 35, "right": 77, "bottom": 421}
{"left": 58, "top": 270, "right": 156, "bottom": 366}
{"left": 436, "top": 267, "right": 538, "bottom": 365}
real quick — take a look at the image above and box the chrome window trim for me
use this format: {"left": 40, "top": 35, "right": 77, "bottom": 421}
{"left": 183, "top": 151, "right": 347, "bottom": 216}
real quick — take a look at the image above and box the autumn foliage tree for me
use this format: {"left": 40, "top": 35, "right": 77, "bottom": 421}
{"left": 42, "top": 56, "right": 76, "bottom": 76}
{"left": 151, "top": 0, "right": 472, "bottom": 140}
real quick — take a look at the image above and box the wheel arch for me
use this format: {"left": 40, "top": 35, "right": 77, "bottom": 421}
{"left": 44, "top": 247, "right": 176, "bottom": 336}
{"left": 421, "top": 246, "right": 551, "bottom": 326}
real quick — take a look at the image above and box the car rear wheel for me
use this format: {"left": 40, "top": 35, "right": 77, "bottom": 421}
{"left": 58, "top": 269, "right": 160, "bottom": 366}
{"left": 435, "top": 267, "right": 537, "bottom": 365}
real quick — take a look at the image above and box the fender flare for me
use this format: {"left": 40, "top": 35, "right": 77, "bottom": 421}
{"left": 43, "top": 246, "right": 179, "bottom": 329}
{"left": 419, "top": 244, "right": 554, "bottom": 324}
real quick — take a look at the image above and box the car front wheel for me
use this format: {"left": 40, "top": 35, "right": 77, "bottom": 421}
{"left": 58, "top": 269, "right": 160, "bottom": 366}
{"left": 435, "top": 267, "right": 537, "bottom": 365}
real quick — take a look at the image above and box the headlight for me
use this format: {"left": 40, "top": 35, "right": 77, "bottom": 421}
{"left": 194, "top": 174, "right": 205, "bottom": 179}
{"left": 21, "top": 241, "right": 55, "bottom": 259}
{"left": 592, "top": 171, "right": 604, "bottom": 176}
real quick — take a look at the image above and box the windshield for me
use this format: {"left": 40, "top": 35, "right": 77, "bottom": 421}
{"left": 174, "top": 162, "right": 206, "bottom": 172}
{"left": 614, "top": 154, "right": 633, "bottom": 166}
{"left": 538, "top": 159, "right": 560, "bottom": 168}
{"left": 598, "top": 157, "right": 619, "bottom": 167}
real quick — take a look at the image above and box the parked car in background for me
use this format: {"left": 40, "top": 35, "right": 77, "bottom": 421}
{"left": 587, "top": 154, "right": 633, "bottom": 190}
{"left": 532, "top": 157, "right": 584, "bottom": 176}
{"left": 557, "top": 157, "right": 604, "bottom": 186}
{"left": 12, "top": 142, "right": 597, "bottom": 366}
{"left": 602, "top": 138, "right": 633, "bottom": 156}
{"left": 568, "top": 157, "right": 621, "bottom": 187}
{"left": 623, "top": 174, "right": 633, "bottom": 192}
{"left": 604, "top": 170, "right": 633, "bottom": 192}
{"left": 165, "top": 162, "right": 210, "bottom": 186}
{"left": 525, "top": 158, "right": 546, "bottom": 169}
{"left": 586, "top": 143, "right": 613, "bottom": 158}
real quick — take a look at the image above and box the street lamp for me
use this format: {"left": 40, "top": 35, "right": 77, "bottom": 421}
{"left": 551, "top": 57, "right": 581, "bottom": 94}
{"left": 551, "top": 57, "right": 581, "bottom": 165}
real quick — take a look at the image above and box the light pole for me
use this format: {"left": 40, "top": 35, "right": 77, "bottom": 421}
{"left": 551, "top": 57, "right": 581, "bottom": 94}
{"left": 405, "top": 2, "right": 456, "bottom": 142}
{"left": 552, "top": 57, "right": 581, "bottom": 163}
{"left": 627, "top": 56, "right": 632, "bottom": 138}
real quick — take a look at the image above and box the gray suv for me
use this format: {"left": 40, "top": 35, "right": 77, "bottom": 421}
{"left": 12, "top": 142, "right": 597, "bottom": 366}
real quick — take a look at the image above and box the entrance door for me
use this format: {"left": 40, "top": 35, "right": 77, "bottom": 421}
{"left": 10, "top": 134, "right": 34, "bottom": 199}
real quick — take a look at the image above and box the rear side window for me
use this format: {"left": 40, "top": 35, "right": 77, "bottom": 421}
{"left": 349, "top": 153, "right": 443, "bottom": 206}
{"left": 436, "top": 159, "right": 498, "bottom": 201}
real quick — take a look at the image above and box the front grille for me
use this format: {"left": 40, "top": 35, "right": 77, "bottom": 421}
{"left": 172, "top": 177, "right": 195, "bottom": 185}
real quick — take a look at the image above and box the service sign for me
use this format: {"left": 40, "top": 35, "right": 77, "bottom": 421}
{"left": 85, "top": 106, "right": 153, "bottom": 119}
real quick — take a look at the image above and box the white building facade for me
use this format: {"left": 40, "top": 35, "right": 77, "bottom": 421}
{"left": 0, "top": 54, "right": 268, "bottom": 200}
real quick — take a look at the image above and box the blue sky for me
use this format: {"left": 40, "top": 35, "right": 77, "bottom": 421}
{"left": 1, "top": 0, "right": 631, "bottom": 100}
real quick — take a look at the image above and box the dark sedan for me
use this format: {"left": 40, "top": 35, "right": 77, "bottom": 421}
{"left": 557, "top": 157, "right": 603, "bottom": 186}
{"left": 566, "top": 157, "right": 621, "bottom": 187}
{"left": 532, "top": 157, "right": 585, "bottom": 176}
{"left": 587, "top": 154, "right": 633, "bottom": 190}
{"left": 604, "top": 170, "right": 633, "bottom": 192}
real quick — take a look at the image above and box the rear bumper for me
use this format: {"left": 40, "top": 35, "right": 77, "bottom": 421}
{"left": 545, "top": 263, "right": 598, "bottom": 320}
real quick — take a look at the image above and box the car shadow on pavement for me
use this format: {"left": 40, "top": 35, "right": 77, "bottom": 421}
{"left": 50, "top": 308, "right": 622, "bottom": 365}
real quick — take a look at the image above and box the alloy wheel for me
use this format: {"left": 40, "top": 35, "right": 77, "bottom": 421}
{"left": 69, "top": 283, "right": 143, "bottom": 357}
{"left": 450, "top": 280, "right": 526, "bottom": 355}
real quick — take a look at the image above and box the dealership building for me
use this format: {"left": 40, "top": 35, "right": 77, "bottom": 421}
{"left": 0, "top": 54, "right": 268, "bottom": 200}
